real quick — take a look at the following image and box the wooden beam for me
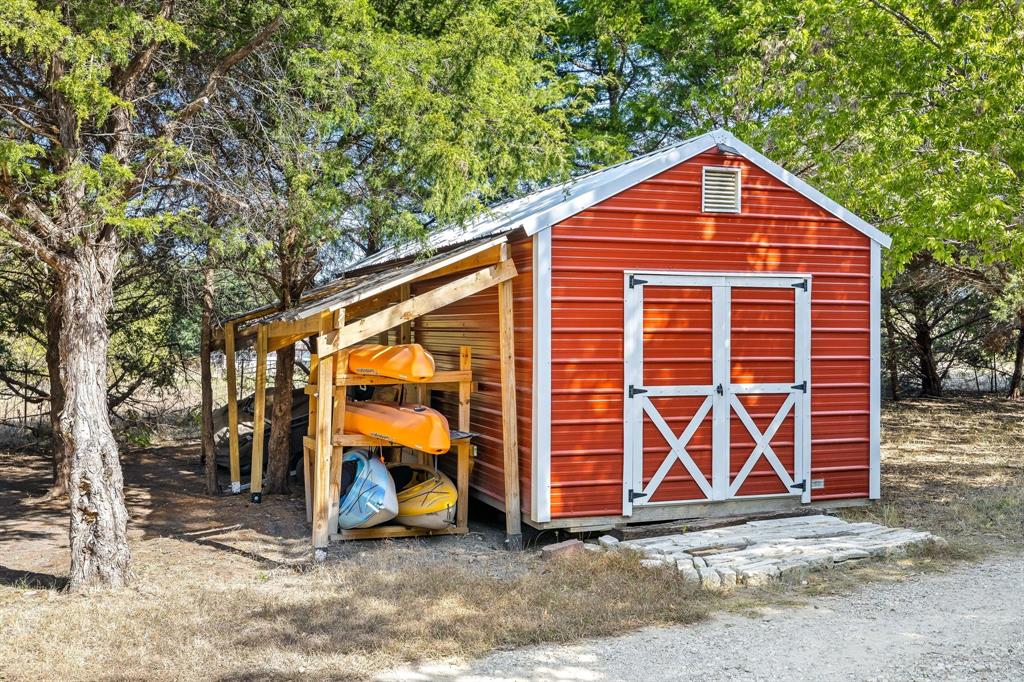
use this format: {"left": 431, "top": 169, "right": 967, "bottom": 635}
{"left": 397, "top": 283, "right": 412, "bottom": 346}
{"left": 331, "top": 525, "right": 468, "bottom": 541}
{"left": 249, "top": 325, "right": 268, "bottom": 502}
{"left": 312, "top": 312, "right": 340, "bottom": 554}
{"left": 319, "top": 259, "right": 518, "bottom": 357}
{"left": 267, "top": 331, "right": 309, "bottom": 353}
{"left": 497, "top": 273, "right": 522, "bottom": 550}
{"left": 213, "top": 306, "right": 280, "bottom": 344}
{"left": 219, "top": 237, "right": 509, "bottom": 348}
{"left": 327, "top": 347, "right": 349, "bottom": 534}
{"left": 410, "top": 244, "right": 503, "bottom": 284}
{"left": 303, "top": 353, "right": 318, "bottom": 523}
{"left": 346, "top": 288, "right": 403, "bottom": 322}
{"left": 224, "top": 322, "right": 242, "bottom": 493}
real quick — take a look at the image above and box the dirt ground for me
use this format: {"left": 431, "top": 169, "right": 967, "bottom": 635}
{"left": 844, "top": 395, "right": 1024, "bottom": 550}
{"left": 0, "top": 443, "right": 716, "bottom": 681}
{"left": 1, "top": 396, "right": 1021, "bottom": 680}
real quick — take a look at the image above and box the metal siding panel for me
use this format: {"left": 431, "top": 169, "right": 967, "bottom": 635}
{"left": 549, "top": 150, "right": 872, "bottom": 519}
{"left": 412, "top": 240, "right": 534, "bottom": 515}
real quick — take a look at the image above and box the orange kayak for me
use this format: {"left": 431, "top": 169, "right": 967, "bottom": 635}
{"left": 347, "top": 344, "right": 435, "bottom": 381}
{"left": 343, "top": 401, "right": 451, "bottom": 454}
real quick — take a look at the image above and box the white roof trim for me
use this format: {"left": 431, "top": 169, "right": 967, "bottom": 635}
{"left": 353, "top": 129, "right": 890, "bottom": 270}
{"left": 710, "top": 131, "right": 892, "bottom": 248}
{"left": 521, "top": 129, "right": 891, "bottom": 248}
{"left": 515, "top": 134, "right": 721, "bottom": 237}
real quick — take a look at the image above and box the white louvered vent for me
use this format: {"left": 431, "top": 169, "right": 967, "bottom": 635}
{"left": 702, "top": 166, "right": 741, "bottom": 213}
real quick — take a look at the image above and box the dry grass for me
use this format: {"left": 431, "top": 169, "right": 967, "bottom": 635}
{"left": 0, "top": 544, "right": 712, "bottom": 681}
{"left": 2, "top": 395, "right": 1023, "bottom": 680}
{"left": 841, "top": 395, "right": 1024, "bottom": 553}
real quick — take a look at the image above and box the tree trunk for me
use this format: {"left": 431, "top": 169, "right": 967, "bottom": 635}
{"left": 265, "top": 343, "right": 295, "bottom": 494}
{"left": 1007, "top": 311, "right": 1024, "bottom": 399}
{"left": 882, "top": 301, "right": 900, "bottom": 401}
{"left": 915, "top": 322, "right": 942, "bottom": 397}
{"left": 200, "top": 259, "right": 218, "bottom": 494}
{"left": 59, "top": 245, "right": 131, "bottom": 591}
{"left": 910, "top": 294, "right": 942, "bottom": 398}
{"left": 44, "top": 273, "right": 68, "bottom": 499}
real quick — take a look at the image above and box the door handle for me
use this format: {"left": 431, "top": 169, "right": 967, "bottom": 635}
{"left": 716, "top": 383, "right": 723, "bottom": 396}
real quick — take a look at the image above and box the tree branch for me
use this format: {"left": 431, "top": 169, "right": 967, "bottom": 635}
{"left": 112, "top": 0, "right": 176, "bottom": 98}
{"left": 0, "top": 207, "right": 61, "bottom": 270}
{"left": 169, "top": 12, "right": 284, "bottom": 135}
{"left": 867, "top": 0, "right": 941, "bottom": 49}
{"left": 127, "top": 11, "right": 285, "bottom": 204}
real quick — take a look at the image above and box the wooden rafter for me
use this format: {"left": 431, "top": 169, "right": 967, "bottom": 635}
{"left": 318, "top": 259, "right": 518, "bottom": 358}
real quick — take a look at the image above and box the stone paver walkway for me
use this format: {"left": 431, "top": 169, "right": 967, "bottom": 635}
{"left": 604, "top": 514, "right": 942, "bottom": 589}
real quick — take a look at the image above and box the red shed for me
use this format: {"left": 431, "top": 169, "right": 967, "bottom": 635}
{"left": 352, "top": 130, "right": 890, "bottom": 532}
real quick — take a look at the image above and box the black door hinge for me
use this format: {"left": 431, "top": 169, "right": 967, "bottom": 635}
{"left": 629, "top": 274, "right": 649, "bottom": 289}
{"left": 791, "top": 380, "right": 807, "bottom": 392}
{"left": 790, "top": 480, "right": 807, "bottom": 492}
{"left": 628, "top": 489, "right": 648, "bottom": 502}
{"left": 792, "top": 279, "right": 808, "bottom": 291}
{"left": 628, "top": 385, "right": 648, "bottom": 399}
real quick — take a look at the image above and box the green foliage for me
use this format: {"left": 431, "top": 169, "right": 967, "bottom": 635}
{"left": 0, "top": 242, "right": 198, "bottom": 412}
{"left": 554, "top": 1, "right": 1024, "bottom": 291}
{"left": 204, "top": 0, "right": 571, "bottom": 304}
{"left": 554, "top": 0, "right": 759, "bottom": 166}
{"left": 714, "top": 1, "right": 1024, "bottom": 279}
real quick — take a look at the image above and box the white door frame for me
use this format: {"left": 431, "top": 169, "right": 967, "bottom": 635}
{"left": 622, "top": 271, "right": 812, "bottom": 516}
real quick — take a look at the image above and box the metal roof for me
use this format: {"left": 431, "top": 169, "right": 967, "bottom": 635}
{"left": 228, "top": 129, "right": 891, "bottom": 333}
{"left": 353, "top": 129, "right": 891, "bottom": 270}
{"left": 231, "top": 234, "right": 508, "bottom": 333}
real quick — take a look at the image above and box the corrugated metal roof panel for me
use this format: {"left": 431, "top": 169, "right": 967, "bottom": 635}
{"left": 231, "top": 234, "right": 507, "bottom": 331}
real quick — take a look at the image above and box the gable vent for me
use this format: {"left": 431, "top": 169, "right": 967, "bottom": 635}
{"left": 702, "top": 166, "right": 741, "bottom": 213}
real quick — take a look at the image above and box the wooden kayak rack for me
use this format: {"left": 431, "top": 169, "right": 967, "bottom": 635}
{"left": 300, "top": 346, "right": 475, "bottom": 542}
{"left": 214, "top": 240, "right": 524, "bottom": 554}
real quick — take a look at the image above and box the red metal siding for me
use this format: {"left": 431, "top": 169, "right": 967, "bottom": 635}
{"left": 411, "top": 241, "right": 533, "bottom": 514}
{"left": 550, "top": 149, "right": 872, "bottom": 519}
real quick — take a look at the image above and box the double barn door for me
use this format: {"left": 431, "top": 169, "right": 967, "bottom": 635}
{"left": 623, "top": 273, "right": 812, "bottom": 515}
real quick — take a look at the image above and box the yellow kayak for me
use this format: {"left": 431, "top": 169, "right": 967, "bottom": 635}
{"left": 347, "top": 344, "right": 436, "bottom": 381}
{"left": 343, "top": 401, "right": 451, "bottom": 454}
{"left": 387, "top": 463, "right": 457, "bottom": 530}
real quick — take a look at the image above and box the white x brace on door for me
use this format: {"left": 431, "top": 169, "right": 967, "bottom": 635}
{"left": 623, "top": 272, "right": 812, "bottom": 516}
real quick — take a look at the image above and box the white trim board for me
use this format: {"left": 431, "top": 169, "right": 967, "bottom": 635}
{"left": 530, "top": 230, "right": 553, "bottom": 523}
{"left": 869, "top": 241, "right": 882, "bottom": 499}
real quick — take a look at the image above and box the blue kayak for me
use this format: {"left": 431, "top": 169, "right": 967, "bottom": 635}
{"left": 338, "top": 449, "right": 398, "bottom": 529}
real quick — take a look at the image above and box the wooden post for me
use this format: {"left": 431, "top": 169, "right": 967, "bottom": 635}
{"left": 497, "top": 274, "right": 522, "bottom": 550}
{"left": 398, "top": 283, "right": 412, "bottom": 345}
{"left": 456, "top": 346, "right": 472, "bottom": 530}
{"left": 312, "top": 311, "right": 340, "bottom": 555}
{"left": 249, "top": 325, "right": 269, "bottom": 502}
{"left": 328, "top": 347, "right": 349, "bottom": 533}
{"left": 224, "top": 322, "right": 242, "bottom": 493}
{"left": 303, "top": 352, "right": 318, "bottom": 523}
{"left": 399, "top": 283, "right": 413, "bottom": 410}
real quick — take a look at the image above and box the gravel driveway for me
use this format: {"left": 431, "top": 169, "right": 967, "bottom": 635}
{"left": 382, "top": 554, "right": 1024, "bottom": 681}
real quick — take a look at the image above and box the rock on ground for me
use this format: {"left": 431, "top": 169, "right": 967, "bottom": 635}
{"left": 620, "top": 515, "right": 942, "bottom": 590}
